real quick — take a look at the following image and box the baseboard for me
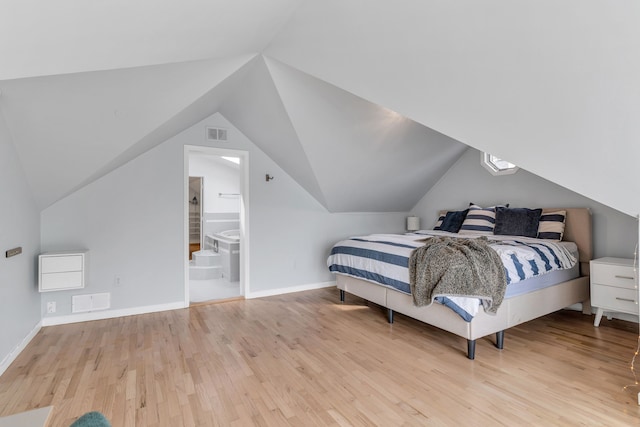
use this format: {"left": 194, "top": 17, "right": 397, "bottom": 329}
{"left": 40, "top": 283, "right": 338, "bottom": 324}
{"left": 41, "top": 301, "right": 186, "bottom": 326}
{"left": 246, "top": 281, "right": 335, "bottom": 299}
{"left": 0, "top": 320, "right": 42, "bottom": 377}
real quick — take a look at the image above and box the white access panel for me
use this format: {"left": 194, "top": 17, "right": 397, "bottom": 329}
{"left": 39, "top": 251, "right": 88, "bottom": 292}
{"left": 40, "top": 271, "right": 83, "bottom": 291}
{"left": 40, "top": 255, "right": 83, "bottom": 273}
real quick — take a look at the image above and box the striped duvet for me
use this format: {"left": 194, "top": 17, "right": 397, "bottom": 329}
{"left": 327, "top": 230, "right": 577, "bottom": 321}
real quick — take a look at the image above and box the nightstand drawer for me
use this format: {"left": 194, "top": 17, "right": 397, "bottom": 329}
{"left": 591, "top": 264, "right": 637, "bottom": 290}
{"left": 591, "top": 285, "right": 639, "bottom": 314}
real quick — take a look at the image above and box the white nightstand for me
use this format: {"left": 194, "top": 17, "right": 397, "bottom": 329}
{"left": 39, "top": 250, "right": 88, "bottom": 292}
{"left": 590, "top": 257, "right": 638, "bottom": 327}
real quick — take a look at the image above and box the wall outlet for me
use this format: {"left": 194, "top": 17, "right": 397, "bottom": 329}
{"left": 114, "top": 275, "right": 122, "bottom": 287}
{"left": 46, "top": 301, "right": 56, "bottom": 313}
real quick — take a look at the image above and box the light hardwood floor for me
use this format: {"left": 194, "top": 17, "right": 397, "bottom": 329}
{"left": 1, "top": 287, "right": 639, "bottom": 426}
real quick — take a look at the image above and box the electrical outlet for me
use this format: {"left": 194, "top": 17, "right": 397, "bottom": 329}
{"left": 114, "top": 275, "right": 122, "bottom": 287}
{"left": 47, "top": 301, "right": 56, "bottom": 313}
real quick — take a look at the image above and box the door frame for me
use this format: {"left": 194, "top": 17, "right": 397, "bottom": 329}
{"left": 187, "top": 176, "right": 204, "bottom": 256}
{"left": 183, "top": 145, "right": 250, "bottom": 304}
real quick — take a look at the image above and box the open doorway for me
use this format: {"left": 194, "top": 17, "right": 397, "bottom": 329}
{"left": 184, "top": 146, "right": 249, "bottom": 304}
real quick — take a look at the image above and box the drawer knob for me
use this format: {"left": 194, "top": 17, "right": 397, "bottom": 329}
{"left": 615, "top": 297, "right": 637, "bottom": 303}
{"left": 614, "top": 275, "right": 635, "bottom": 280}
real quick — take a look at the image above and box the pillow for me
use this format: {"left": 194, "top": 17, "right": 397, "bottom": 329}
{"left": 439, "top": 209, "right": 469, "bottom": 233}
{"left": 433, "top": 212, "right": 447, "bottom": 230}
{"left": 433, "top": 209, "right": 463, "bottom": 230}
{"left": 458, "top": 204, "right": 498, "bottom": 235}
{"left": 494, "top": 207, "right": 543, "bottom": 237}
{"left": 537, "top": 210, "right": 566, "bottom": 241}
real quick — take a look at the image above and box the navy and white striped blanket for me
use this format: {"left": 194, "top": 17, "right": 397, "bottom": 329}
{"left": 327, "top": 231, "right": 577, "bottom": 321}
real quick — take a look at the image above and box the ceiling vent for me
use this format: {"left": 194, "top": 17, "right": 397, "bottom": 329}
{"left": 206, "top": 127, "right": 228, "bottom": 142}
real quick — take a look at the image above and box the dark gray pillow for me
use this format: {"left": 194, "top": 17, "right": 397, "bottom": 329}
{"left": 440, "top": 209, "right": 469, "bottom": 233}
{"left": 494, "top": 207, "right": 542, "bottom": 237}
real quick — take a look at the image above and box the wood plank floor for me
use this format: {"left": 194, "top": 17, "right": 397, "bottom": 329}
{"left": 1, "top": 287, "right": 639, "bottom": 426}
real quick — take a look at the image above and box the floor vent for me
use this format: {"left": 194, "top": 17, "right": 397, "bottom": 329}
{"left": 206, "top": 127, "right": 228, "bottom": 142}
{"left": 72, "top": 293, "right": 110, "bottom": 313}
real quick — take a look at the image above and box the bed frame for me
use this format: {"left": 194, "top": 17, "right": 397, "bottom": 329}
{"left": 336, "top": 207, "right": 593, "bottom": 359}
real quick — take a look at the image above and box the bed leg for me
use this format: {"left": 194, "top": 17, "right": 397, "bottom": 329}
{"left": 496, "top": 330, "right": 505, "bottom": 350}
{"left": 387, "top": 308, "right": 394, "bottom": 324}
{"left": 467, "top": 340, "right": 476, "bottom": 360}
{"left": 339, "top": 289, "right": 345, "bottom": 302}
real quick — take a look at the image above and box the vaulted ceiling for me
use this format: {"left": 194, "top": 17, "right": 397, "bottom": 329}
{"left": 1, "top": 1, "right": 638, "bottom": 215}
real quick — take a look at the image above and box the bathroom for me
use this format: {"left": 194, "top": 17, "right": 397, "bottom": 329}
{"left": 188, "top": 152, "right": 241, "bottom": 303}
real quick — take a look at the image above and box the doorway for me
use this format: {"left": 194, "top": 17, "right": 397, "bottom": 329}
{"left": 184, "top": 145, "right": 249, "bottom": 304}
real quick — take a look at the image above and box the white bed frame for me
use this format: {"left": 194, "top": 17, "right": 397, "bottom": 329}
{"left": 336, "top": 208, "right": 593, "bottom": 359}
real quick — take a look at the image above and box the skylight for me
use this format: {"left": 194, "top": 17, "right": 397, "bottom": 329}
{"left": 221, "top": 156, "right": 240, "bottom": 165}
{"left": 481, "top": 153, "right": 519, "bottom": 176}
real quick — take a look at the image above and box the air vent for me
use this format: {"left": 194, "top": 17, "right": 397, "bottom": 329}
{"left": 72, "top": 292, "right": 110, "bottom": 313}
{"left": 206, "top": 127, "right": 228, "bottom": 142}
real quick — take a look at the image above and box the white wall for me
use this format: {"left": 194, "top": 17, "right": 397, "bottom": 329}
{"left": 40, "top": 131, "right": 185, "bottom": 317}
{"left": 39, "top": 113, "right": 407, "bottom": 319}
{"left": 189, "top": 155, "right": 240, "bottom": 214}
{"left": 0, "top": 111, "right": 41, "bottom": 372}
{"left": 413, "top": 148, "right": 638, "bottom": 259}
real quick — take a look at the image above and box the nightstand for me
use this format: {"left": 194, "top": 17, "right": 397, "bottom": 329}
{"left": 590, "top": 257, "right": 638, "bottom": 327}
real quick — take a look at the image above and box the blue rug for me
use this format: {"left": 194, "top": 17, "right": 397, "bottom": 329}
{"left": 69, "top": 412, "right": 111, "bottom": 427}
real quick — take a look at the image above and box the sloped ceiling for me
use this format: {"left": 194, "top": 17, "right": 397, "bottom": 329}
{"left": 219, "top": 57, "right": 467, "bottom": 212}
{"left": 265, "top": 0, "right": 640, "bottom": 216}
{"left": 0, "top": 0, "right": 302, "bottom": 80}
{"left": 0, "top": 56, "right": 254, "bottom": 208}
{"left": 218, "top": 56, "right": 329, "bottom": 208}
{"left": 1, "top": 0, "right": 638, "bottom": 215}
{"left": 262, "top": 58, "right": 467, "bottom": 212}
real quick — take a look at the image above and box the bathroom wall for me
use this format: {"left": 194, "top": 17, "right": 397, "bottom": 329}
{"left": 190, "top": 154, "right": 241, "bottom": 238}
{"left": 189, "top": 154, "right": 240, "bottom": 213}
{"left": 202, "top": 212, "right": 239, "bottom": 237}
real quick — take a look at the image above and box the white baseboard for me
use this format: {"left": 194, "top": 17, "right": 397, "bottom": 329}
{"left": 41, "top": 301, "right": 186, "bottom": 326}
{"left": 246, "top": 281, "right": 335, "bottom": 299}
{"left": 39, "top": 282, "right": 338, "bottom": 324}
{"left": 0, "top": 320, "right": 42, "bottom": 377}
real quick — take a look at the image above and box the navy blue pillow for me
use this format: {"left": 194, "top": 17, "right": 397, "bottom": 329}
{"left": 494, "top": 207, "right": 542, "bottom": 237}
{"left": 440, "top": 209, "right": 469, "bottom": 233}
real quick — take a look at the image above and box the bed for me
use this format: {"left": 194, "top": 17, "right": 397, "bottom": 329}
{"left": 328, "top": 207, "right": 592, "bottom": 359}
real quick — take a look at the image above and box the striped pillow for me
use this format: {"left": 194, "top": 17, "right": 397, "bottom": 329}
{"left": 433, "top": 212, "right": 447, "bottom": 230}
{"left": 537, "top": 210, "right": 566, "bottom": 241}
{"left": 458, "top": 204, "right": 497, "bottom": 235}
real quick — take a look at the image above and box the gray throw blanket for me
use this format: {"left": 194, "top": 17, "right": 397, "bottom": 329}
{"left": 409, "top": 236, "right": 507, "bottom": 314}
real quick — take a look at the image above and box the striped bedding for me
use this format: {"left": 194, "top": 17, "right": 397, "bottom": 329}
{"left": 327, "top": 230, "right": 577, "bottom": 321}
